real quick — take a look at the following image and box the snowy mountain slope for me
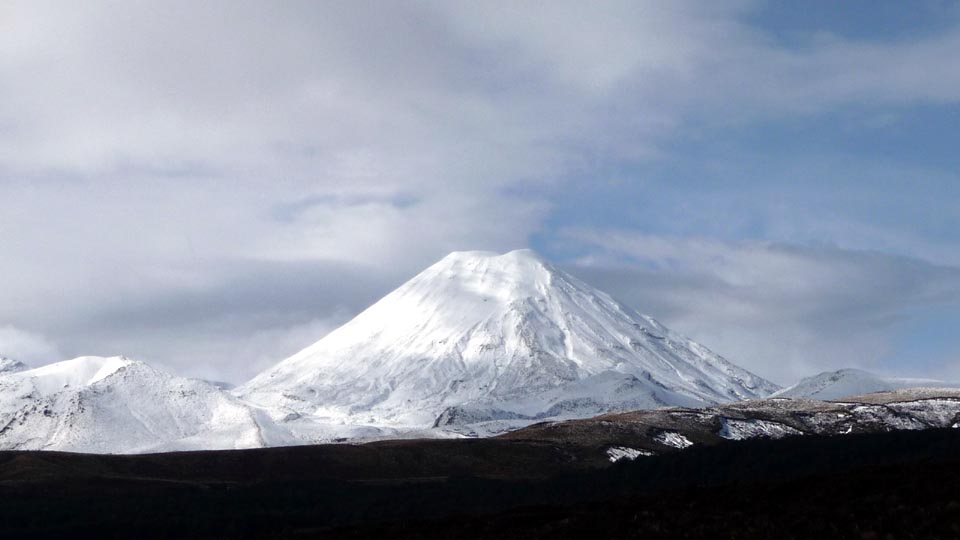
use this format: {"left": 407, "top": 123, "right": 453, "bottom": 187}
{"left": 0, "top": 356, "right": 294, "bottom": 453}
{"left": 239, "top": 249, "right": 779, "bottom": 435}
{"left": 772, "top": 368, "right": 958, "bottom": 401}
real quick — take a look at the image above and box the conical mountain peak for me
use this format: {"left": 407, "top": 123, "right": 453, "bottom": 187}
{"left": 437, "top": 248, "right": 550, "bottom": 266}
{"left": 398, "top": 249, "right": 564, "bottom": 309}
{"left": 427, "top": 249, "right": 558, "bottom": 284}
{"left": 240, "top": 250, "right": 778, "bottom": 432}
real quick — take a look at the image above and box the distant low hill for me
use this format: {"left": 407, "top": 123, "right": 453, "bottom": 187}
{"left": 773, "top": 368, "right": 959, "bottom": 400}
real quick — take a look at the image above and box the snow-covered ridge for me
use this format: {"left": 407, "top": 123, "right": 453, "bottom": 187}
{"left": 14, "top": 355, "right": 133, "bottom": 394}
{"left": 238, "top": 249, "right": 779, "bottom": 434}
{"left": 0, "top": 356, "right": 294, "bottom": 453}
{"left": 773, "top": 368, "right": 960, "bottom": 401}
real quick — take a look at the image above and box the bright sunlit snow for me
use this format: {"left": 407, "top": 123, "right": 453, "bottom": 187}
{"left": 238, "top": 250, "right": 778, "bottom": 434}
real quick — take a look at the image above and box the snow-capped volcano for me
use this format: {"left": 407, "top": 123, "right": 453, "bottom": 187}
{"left": 239, "top": 249, "right": 779, "bottom": 431}
{"left": 0, "top": 356, "right": 292, "bottom": 453}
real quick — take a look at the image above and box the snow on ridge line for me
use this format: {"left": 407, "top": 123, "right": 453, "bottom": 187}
{"left": 0, "top": 355, "right": 303, "bottom": 454}
{"left": 718, "top": 417, "right": 803, "bottom": 441}
{"left": 11, "top": 355, "right": 136, "bottom": 395}
{"left": 773, "top": 368, "right": 960, "bottom": 401}
{"left": 441, "top": 248, "right": 544, "bottom": 263}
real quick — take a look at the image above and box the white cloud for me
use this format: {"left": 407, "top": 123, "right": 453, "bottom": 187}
{"left": 0, "top": 1, "right": 958, "bottom": 381}
{"left": 89, "top": 316, "right": 348, "bottom": 384}
{"left": 0, "top": 326, "right": 61, "bottom": 366}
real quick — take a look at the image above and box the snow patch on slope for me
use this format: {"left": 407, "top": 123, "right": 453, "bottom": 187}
{"left": 653, "top": 431, "right": 693, "bottom": 449}
{"left": 606, "top": 446, "right": 655, "bottom": 462}
{"left": 885, "top": 399, "right": 960, "bottom": 428}
{"left": 719, "top": 417, "right": 803, "bottom": 440}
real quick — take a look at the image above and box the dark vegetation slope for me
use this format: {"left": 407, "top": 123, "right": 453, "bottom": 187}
{"left": 2, "top": 428, "right": 960, "bottom": 539}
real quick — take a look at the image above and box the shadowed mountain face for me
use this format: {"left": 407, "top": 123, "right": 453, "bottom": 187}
{"left": 239, "top": 250, "right": 778, "bottom": 434}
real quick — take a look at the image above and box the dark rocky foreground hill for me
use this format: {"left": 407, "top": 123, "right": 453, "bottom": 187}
{"left": 2, "top": 424, "right": 960, "bottom": 539}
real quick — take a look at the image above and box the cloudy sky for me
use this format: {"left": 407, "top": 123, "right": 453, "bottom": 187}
{"left": 1, "top": 0, "right": 959, "bottom": 385}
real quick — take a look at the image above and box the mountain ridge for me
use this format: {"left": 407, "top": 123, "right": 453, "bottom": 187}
{"left": 0, "top": 355, "right": 293, "bottom": 453}
{"left": 773, "top": 368, "right": 960, "bottom": 400}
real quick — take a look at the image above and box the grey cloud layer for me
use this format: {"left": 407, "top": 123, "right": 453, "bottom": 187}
{"left": 563, "top": 231, "right": 960, "bottom": 384}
